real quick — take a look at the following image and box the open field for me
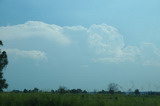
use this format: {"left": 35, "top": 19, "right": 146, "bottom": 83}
{"left": 0, "top": 93, "right": 160, "bottom": 106}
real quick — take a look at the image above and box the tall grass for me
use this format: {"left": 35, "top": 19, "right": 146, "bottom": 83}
{"left": 0, "top": 92, "right": 160, "bottom": 106}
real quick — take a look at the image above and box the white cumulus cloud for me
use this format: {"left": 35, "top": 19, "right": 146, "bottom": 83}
{"left": 1, "top": 21, "right": 160, "bottom": 66}
{"left": 88, "top": 24, "right": 141, "bottom": 63}
{"left": 0, "top": 21, "right": 70, "bottom": 45}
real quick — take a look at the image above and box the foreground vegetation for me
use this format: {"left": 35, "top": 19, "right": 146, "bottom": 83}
{"left": 1, "top": 92, "right": 160, "bottom": 106}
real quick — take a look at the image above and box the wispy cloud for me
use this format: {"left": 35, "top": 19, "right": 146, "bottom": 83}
{"left": 81, "top": 65, "right": 89, "bottom": 68}
{"left": 140, "top": 43, "right": 160, "bottom": 66}
{"left": 5, "top": 49, "right": 47, "bottom": 60}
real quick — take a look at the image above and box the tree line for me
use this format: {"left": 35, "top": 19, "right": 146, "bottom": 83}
{"left": 11, "top": 86, "right": 160, "bottom": 95}
{"left": 10, "top": 85, "right": 141, "bottom": 95}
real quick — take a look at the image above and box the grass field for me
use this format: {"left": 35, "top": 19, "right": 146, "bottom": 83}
{"left": 1, "top": 93, "right": 160, "bottom": 106}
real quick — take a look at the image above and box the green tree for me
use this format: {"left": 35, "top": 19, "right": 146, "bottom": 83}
{"left": 108, "top": 83, "right": 119, "bottom": 94}
{"left": 0, "top": 40, "right": 8, "bottom": 92}
{"left": 134, "top": 89, "right": 140, "bottom": 95}
{"left": 57, "top": 86, "right": 68, "bottom": 94}
{"left": 32, "top": 87, "right": 39, "bottom": 92}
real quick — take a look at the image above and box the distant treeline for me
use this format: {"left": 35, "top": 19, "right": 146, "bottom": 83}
{"left": 10, "top": 86, "right": 160, "bottom": 96}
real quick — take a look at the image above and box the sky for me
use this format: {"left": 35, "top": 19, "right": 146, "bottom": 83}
{"left": 0, "top": 0, "right": 160, "bottom": 91}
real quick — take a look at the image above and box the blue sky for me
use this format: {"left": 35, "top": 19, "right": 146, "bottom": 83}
{"left": 0, "top": 0, "right": 160, "bottom": 91}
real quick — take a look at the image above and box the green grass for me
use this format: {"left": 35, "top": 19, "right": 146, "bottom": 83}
{"left": 0, "top": 93, "right": 160, "bottom": 106}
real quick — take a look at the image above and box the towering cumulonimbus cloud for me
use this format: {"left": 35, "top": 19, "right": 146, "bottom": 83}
{"left": 1, "top": 21, "right": 160, "bottom": 66}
